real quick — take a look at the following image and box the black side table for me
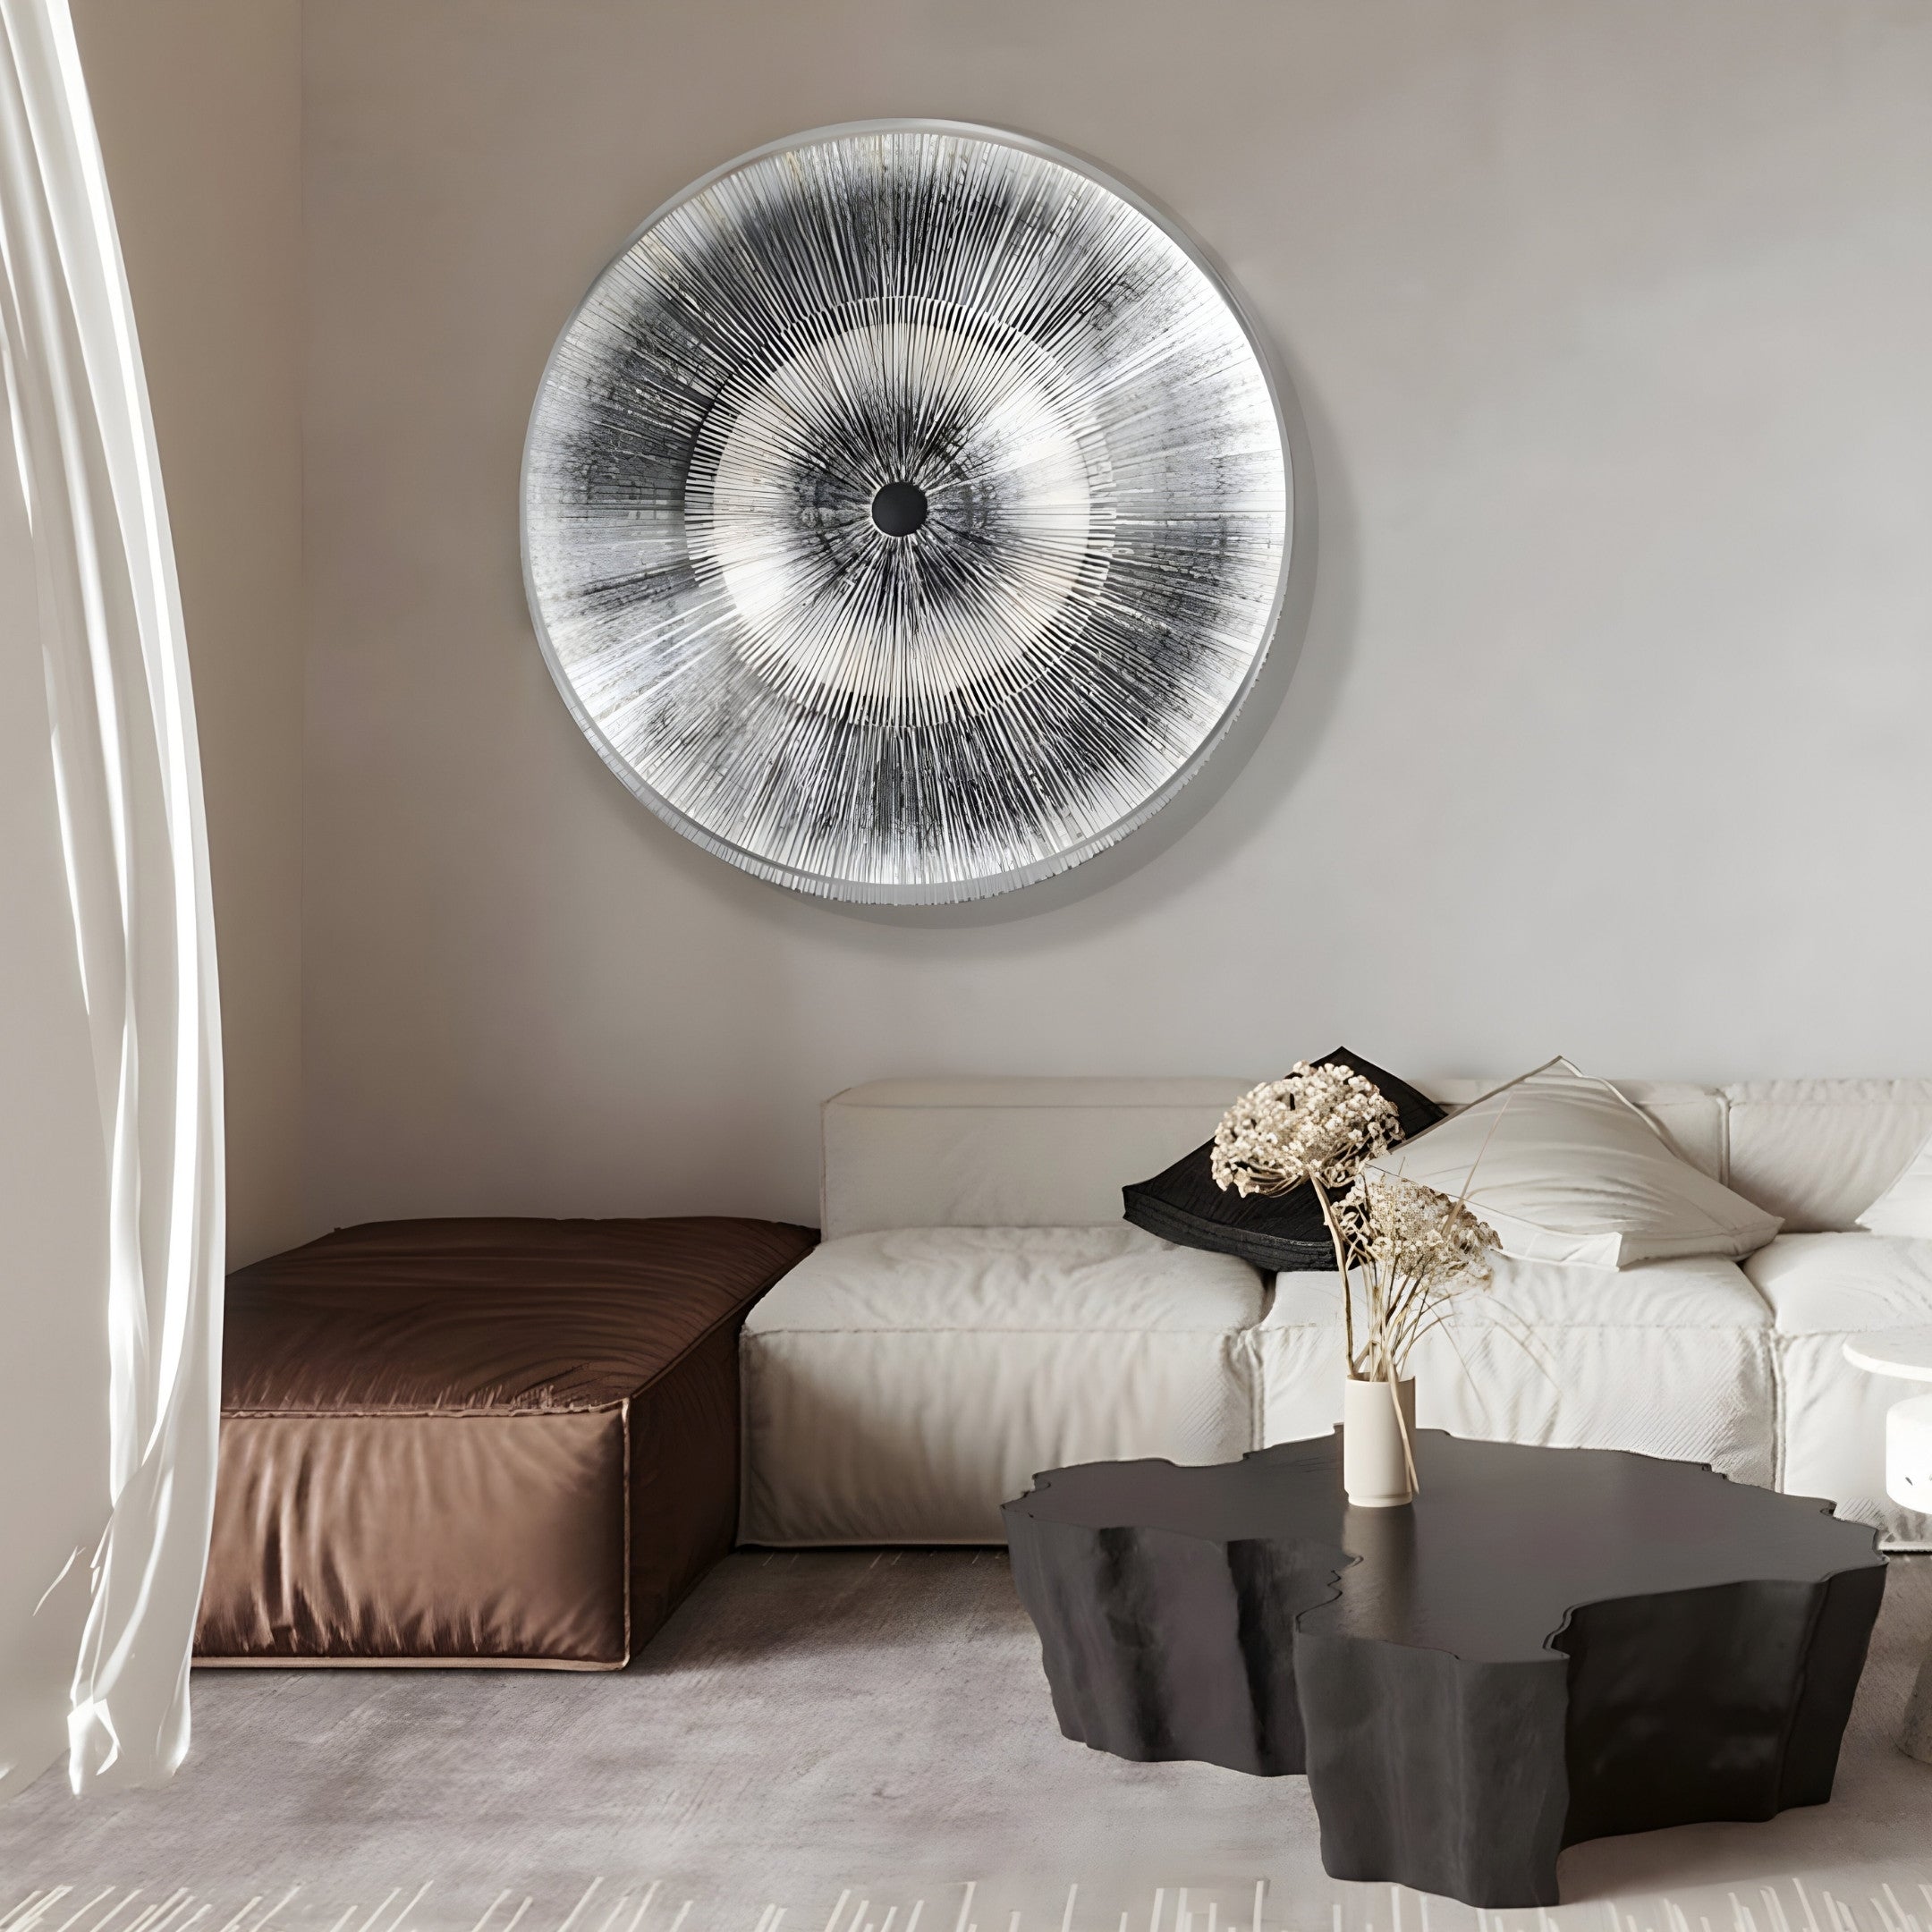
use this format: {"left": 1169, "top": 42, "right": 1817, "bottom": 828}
{"left": 1004, "top": 1431, "right": 1885, "bottom": 1909}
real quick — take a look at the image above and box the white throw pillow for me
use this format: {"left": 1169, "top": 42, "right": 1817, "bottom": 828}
{"left": 1856, "top": 1131, "right": 1932, "bottom": 1236}
{"left": 1365, "top": 1059, "right": 1781, "bottom": 1267}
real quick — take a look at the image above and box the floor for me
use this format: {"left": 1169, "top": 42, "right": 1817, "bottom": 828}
{"left": 2, "top": 1553, "right": 1928, "bottom": 1932}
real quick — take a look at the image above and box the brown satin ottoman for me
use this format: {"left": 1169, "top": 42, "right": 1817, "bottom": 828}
{"left": 195, "top": 1216, "right": 815, "bottom": 1668}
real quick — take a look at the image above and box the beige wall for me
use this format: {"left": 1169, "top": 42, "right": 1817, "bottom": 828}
{"left": 75, "top": 0, "right": 304, "bottom": 1266}
{"left": 299, "top": 0, "right": 1932, "bottom": 1233}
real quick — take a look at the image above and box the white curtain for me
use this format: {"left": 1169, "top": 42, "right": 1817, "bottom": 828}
{"left": 0, "top": 0, "right": 223, "bottom": 1796}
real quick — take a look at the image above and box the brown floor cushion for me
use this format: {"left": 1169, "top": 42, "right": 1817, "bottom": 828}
{"left": 196, "top": 1216, "right": 816, "bottom": 1668}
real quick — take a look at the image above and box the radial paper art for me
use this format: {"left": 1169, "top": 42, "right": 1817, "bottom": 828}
{"left": 522, "top": 123, "right": 1292, "bottom": 902}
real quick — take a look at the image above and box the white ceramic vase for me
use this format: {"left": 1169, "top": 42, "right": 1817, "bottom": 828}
{"left": 1343, "top": 1375, "right": 1417, "bottom": 1508}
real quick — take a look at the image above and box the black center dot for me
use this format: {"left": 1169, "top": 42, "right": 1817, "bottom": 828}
{"left": 870, "top": 479, "right": 928, "bottom": 538}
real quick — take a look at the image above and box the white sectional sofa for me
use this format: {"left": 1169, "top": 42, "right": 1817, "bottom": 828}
{"left": 740, "top": 1076, "right": 1932, "bottom": 1549}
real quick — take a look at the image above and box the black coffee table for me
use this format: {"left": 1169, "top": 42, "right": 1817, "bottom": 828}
{"left": 1003, "top": 1431, "right": 1885, "bottom": 1909}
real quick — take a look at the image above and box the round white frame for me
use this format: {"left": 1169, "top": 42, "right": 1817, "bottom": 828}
{"left": 521, "top": 120, "right": 1300, "bottom": 904}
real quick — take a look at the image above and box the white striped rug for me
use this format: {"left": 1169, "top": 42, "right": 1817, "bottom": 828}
{"left": 6, "top": 1873, "right": 1931, "bottom": 1932}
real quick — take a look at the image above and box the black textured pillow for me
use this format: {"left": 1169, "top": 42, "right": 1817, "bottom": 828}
{"left": 1122, "top": 1049, "right": 1445, "bottom": 1273}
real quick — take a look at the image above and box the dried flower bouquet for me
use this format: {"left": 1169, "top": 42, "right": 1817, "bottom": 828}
{"left": 1212, "top": 1063, "right": 1512, "bottom": 1491}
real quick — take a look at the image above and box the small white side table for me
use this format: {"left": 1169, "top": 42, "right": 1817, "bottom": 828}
{"left": 1843, "top": 1327, "right": 1932, "bottom": 1764}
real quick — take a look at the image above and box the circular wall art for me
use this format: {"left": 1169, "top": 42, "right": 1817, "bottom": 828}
{"left": 521, "top": 121, "right": 1293, "bottom": 904}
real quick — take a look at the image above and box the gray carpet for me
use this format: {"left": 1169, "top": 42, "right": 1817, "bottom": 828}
{"left": 2, "top": 1552, "right": 1928, "bottom": 1932}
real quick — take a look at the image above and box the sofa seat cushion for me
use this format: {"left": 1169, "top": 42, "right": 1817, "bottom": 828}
{"left": 1741, "top": 1232, "right": 1932, "bottom": 1545}
{"left": 200, "top": 1216, "right": 817, "bottom": 1665}
{"left": 1256, "top": 1252, "right": 1776, "bottom": 1487}
{"left": 740, "top": 1225, "right": 1264, "bottom": 1544}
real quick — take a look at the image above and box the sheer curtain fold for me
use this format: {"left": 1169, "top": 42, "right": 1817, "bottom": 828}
{"left": 0, "top": 0, "right": 223, "bottom": 1796}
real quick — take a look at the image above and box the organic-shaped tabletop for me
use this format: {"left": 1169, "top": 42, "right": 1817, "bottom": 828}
{"left": 1004, "top": 1431, "right": 1885, "bottom": 1909}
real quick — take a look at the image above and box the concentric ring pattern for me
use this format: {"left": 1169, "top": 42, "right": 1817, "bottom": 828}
{"left": 522, "top": 123, "right": 1292, "bottom": 902}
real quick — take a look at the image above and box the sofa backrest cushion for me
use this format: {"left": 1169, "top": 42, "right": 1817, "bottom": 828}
{"left": 822, "top": 1079, "right": 1249, "bottom": 1236}
{"left": 1722, "top": 1080, "right": 1932, "bottom": 1233}
{"left": 823, "top": 1075, "right": 1932, "bottom": 1238}
{"left": 822, "top": 1072, "right": 1718, "bottom": 1238}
